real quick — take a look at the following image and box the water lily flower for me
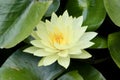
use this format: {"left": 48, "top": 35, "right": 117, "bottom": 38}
{"left": 24, "top": 10, "right": 97, "bottom": 69}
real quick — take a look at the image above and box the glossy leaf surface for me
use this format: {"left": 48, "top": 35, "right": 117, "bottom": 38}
{"left": 91, "top": 36, "right": 107, "bottom": 49}
{"left": 58, "top": 71, "right": 84, "bottom": 80}
{"left": 0, "top": 0, "right": 51, "bottom": 48}
{"left": 108, "top": 32, "right": 120, "bottom": 68}
{"left": 0, "top": 49, "right": 65, "bottom": 80}
{"left": 66, "top": 0, "right": 106, "bottom": 31}
{"left": 104, "top": 0, "right": 120, "bottom": 26}
{"left": 69, "top": 62, "right": 106, "bottom": 80}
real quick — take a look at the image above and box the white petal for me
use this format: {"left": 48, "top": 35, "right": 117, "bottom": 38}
{"left": 36, "top": 22, "right": 50, "bottom": 42}
{"left": 23, "top": 46, "right": 39, "bottom": 54}
{"left": 38, "top": 58, "right": 44, "bottom": 66}
{"left": 36, "top": 30, "right": 49, "bottom": 42}
{"left": 70, "top": 50, "right": 92, "bottom": 59}
{"left": 76, "top": 41, "right": 94, "bottom": 49}
{"left": 36, "top": 21, "right": 45, "bottom": 30}
{"left": 73, "top": 16, "right": 83, "bottom": 28}
{"left": 69, "top": 47, "right": 82, "bottom": 55}
{"left": 48, "top": 18, "right": 63, "bottom": 33}
{"left": 54, "top": 43, "right": 72, "bottom": 50}
{"left": 41, "top": 40, "right": 54, "bottom": 49}
{"left": 73, "top": 26, "right": 88, "bottom": 42}
{"left": 80, "top": 32, "right": 97, "bottom": 41}
{"left": 51, "top": 12, "right": 58, "bottom": 22}
{"left": 31, "top": 40, "right": 45, "bottom": 48}
{"left": 62, "top": 10, "right": 69, "bottom": 19}
{"left": 46, "top": 20, "right": 55, "bottom": 32}
{"left": 58, "top": 56, "right": 70, "bottom": 69}
{"left": 43, "top": 54, "right": 59, "bottom": 66}
{"left": 61, "top": 10, "right": 73, "bottom": 26}
{"left": 31, "top": 31, "right": 40, "bottom": 39}
{"left": 44, "top": 48, "right": 59, "bottom": 53}
{"left": 31, "top": 40, "right": 55, "bottom": 51}
{"left": 58, "top": 50, "right": 68, "bottom": 57}
{"left": 34, "top": 49, "right": 54, "bottom": 57}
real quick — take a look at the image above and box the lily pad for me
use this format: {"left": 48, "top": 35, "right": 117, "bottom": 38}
{"left": 104, "top": 0, "right": 120, "bottom": 26}
{"left": 0, "top": 0, "right": 51, "bottom": 48}
{"left": 66, "top": 0, "right": 106, "bottom": 31}
{"left": 0, "top": 49, "right": 65, "bottom": 80}
{"left": 108, "top": 31, "right": 120, "bottom": 68}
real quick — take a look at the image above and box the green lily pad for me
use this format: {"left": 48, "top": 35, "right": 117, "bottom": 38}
{"left": 90, "top": 36, "right": 107, "bottom": 49}
{"left": 69, "top": 62, "right": 106, "bottom": 80}
{"left": 58, "top": 71, "right": 84, "bottom": 80}
{"left": 0, "top": 49, "right": 65, "bottom": 80}
{"left": 108, "top": 31, "right": 120, "bottom": 68}
{"left": 66, "top": 0, "right": 106, "bottom": 31}
{"left": 0, "top": 0, "right": 51, "bottom": 48}
{"left": 0, "top": 49, "right": 106, "bottom": 80}
{"left": 104, "top": 0, "right": 120, "bottom": 26}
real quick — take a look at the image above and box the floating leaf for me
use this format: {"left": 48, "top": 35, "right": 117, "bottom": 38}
{"left": 69, "top": 62, "right": 106, "bottom": 80}
{"left": 90, "top": 36, "right": 107, "bottom": 49}
{"left": 58, "top": 71, "right": 84, "bottom": 80}
{"left": 108, "top": 31, "right": 120, "bottom": 68}
{"left": 0, "top": 49, "right": 65, "bottom": 80}
{"left": 0, "top": 0, "right": 51, "bottom": 48}
{"left": 66, "top": 0, "right": 106, "bottom": 31}
{"left": 0, "top": 49, "right": 106, "bottom": 80}
{"left": 104, "top": 0, "right": 120, "bottom": 26}
{"left": 0, "top": 67, "right": 38, "bottom": 80}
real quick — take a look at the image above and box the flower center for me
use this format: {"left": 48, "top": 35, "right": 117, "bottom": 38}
{"left": 54, "top": 33, "right": 63, "bottom": 44}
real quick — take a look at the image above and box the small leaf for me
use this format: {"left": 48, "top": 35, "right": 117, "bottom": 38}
{"left": 108, "top": 31, "right": 120, "bottom": 68}
{"left": 57, "top": 71, "right": 84, "bottom": 80}
{"left": 0, "top": 0, "right": 51, "bottom": 48}
{"left": 104, "top": 0, "right": 120, "bottom": 26}
{"left": 0, "top": 49, "right": 65, "bottom": 80}
{"left": 90, "top": 36, "right": 108, "bottom": 49}
{"left": 66, "top": 0, "right": 106, "bottom": 31}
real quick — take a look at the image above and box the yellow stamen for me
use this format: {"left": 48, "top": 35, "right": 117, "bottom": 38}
{"left": 54, "top": 33, "right": 63, "bottom": 44}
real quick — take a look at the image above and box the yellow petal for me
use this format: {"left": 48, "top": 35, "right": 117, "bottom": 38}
{"left": 23, "top": 46, "right": 39, "bottom": 54}
{"left": 43, "top": 54, "right": 59, "bottom": 66}
{"left": 70, "top": 50, "right": 92, "bottom": 59}
{"left": 58, "top": 56, "right": 70, "bottom": 69}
